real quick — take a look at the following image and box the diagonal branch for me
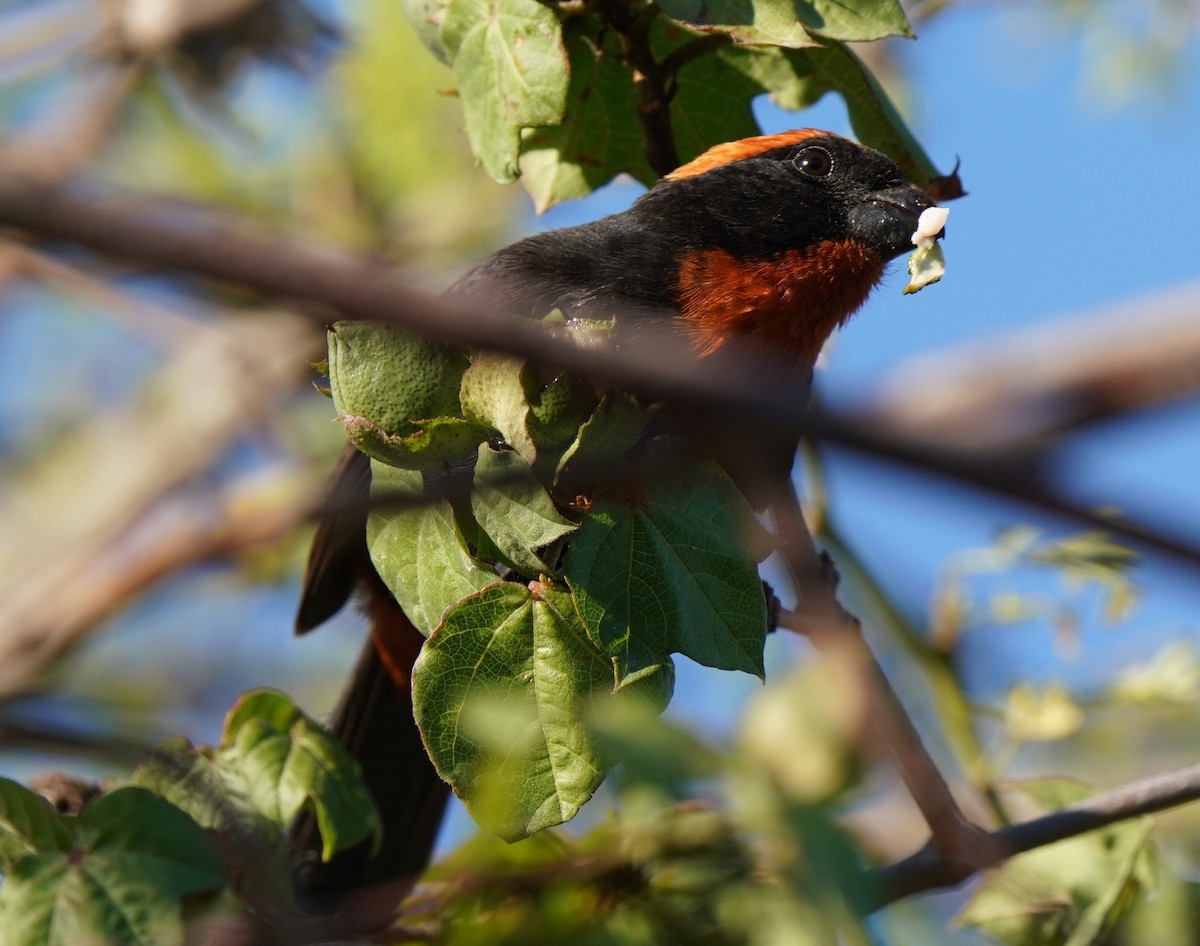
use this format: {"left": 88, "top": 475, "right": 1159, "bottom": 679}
{"left": 3, "top": 172, "right": 1200, "bottom": 575}
{"left": 869, "top": 760, "right": 1200, "bottom": 908}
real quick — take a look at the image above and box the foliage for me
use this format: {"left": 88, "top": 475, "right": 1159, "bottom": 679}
{"left": 1, "top": 0, "right": 1199, "bottom": 945}
{"left": 0, "top": 691, "right": 375, "bottom": 945}
{"left": 331, "top": 320, "right": 766, "bottom": 836}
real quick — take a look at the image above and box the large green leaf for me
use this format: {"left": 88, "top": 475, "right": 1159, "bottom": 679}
{"left": 439, "top": 0, "right": 569, "bottom": 181}
{"left": 413, "top": 582, "right": 619, "bottom": 840}
{"left": 566, "top": 464, "right": 769, "bottom": 682}
{"left": 367, "top": 461, "right": 499, "bottom": 635}
{"left": 0, "top": 789, "right": 227, "bottom": 946}
{"left": 217, "top": 690, "right": 382, "bottom": 862}
{"left": 801, "top": 42, "right": 940, "bottom": 186}
{"left": 471, "top": 444, "right": 577, "bottom": 577}
{"left": 655, "top": 0, "right": 818, "bottom": 48}
{"left": 555, "top": 392, "right": 654, "bottom": 485}
{"left": 796, "top": 0, "right": 911, "bottom": 41}
{"left": 460, "top": 352, "right": 538, "bottom": 462}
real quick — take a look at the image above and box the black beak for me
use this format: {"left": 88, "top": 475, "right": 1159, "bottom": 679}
{"left": 849, "top": 184, "right": 939, "bottom": 261}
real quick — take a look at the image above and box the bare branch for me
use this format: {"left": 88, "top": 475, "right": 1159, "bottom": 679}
{"left": 867, "top": 282, "right": 1200, "bottom": 449}
{"left": 770, "top": 488, "right": 1000, "bottom": 872}
{"left": 870, "top": 760, "right": 1200, "bottom": 908}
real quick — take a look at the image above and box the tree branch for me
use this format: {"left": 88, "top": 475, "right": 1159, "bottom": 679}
{"left": 594, "top": 0, "right": 680, "bottom": 175}
{"left": 3, "top": 172, "right": 1200, "bottom": 575}
{"left": 869, "top": 760, "right": 1200, "bottom": 908}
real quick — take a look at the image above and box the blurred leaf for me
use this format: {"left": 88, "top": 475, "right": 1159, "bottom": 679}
{"left": 567, "top": 463, "right": 769, "bottom": 683}
{"left": 219, "top": 689, "right": 382, "bottom": 861}
{"left": 413, "top": 581, "right": 619, "bottom": 839}
{"left": 1110, "top": 640, "right": 1200, "bottom": 707}
{"left": 959, "top": 780, "right": 1156, "bottom": 946}
{"left": 0, "top": 789, "right": 226, "bottom": 946}
{"left": 1002, "top": 682, "right": 1085, "bottom": 744}
{"left": 439, "top": 0, "right": 569, "bottom": 181}
{"left": 367, "top": 462, "right": 499, "bottom": 635}
{"left": 740, "top": 654, "right": 865, "bottom": 804}
{"left": 1029, "top": 531, "right": 1139, "bottom": 622}
{"left": 0, "top": 778, "right": 73, "bottom": 872}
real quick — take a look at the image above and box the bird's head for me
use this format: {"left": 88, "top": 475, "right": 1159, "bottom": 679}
{"left": 654, "top": 128, "right": 940, "bottom": 262}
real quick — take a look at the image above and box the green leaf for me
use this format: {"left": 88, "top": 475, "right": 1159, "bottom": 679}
{"left": 525, "top": 369, "right": 599, "bottom": 475}
{"left": 520, "top": 20, "right": 656, "bottom": 211}
{"left": 130, "top": 736, "right": 297, "bottom": 910}
{"left": 958, "top": 781, "right": 1156, "bottom": 946}
{"left": 795, "top": 0, "right": 912, "bottom": 41}
{"left": 555, "top": 393, "right": 654, "bottom": 485}
{"left": 367, "top": 461, "right": 499, "bottom": 635}
{"left": 471, "top": 444, "right": 577, "bottom": 577}
{"left": 801, "top": 42, "right": 941, "bottom": 186}
{"left": 219, "top": 690, "right": 383, "bottom": 862}
{"left": 566, "top": 464, "right": 769, "bottom": 682}
{"left": 656, "top": 0, "right": 910, "bottom": 45}
{"left": 655, "top": 0, "right": 819, "bottom": 48}
{"left": 0, "top": 788, "right": 227, "bottom": 946}
{"left": 439, "top": 0, "right": 569, "bottom": 181}
{"left": 460, "top": 352, "right": 537, "bottom": 463}
{"left": 327, "top": 321, "right": 492, "bottom": 470}
{"left": 0, "top": 778, "right": 73, "bottom": 872}
{"left": 412, "top": 581, "right": 618, "bottom": 840}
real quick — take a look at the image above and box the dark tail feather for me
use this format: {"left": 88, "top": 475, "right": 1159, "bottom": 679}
{"left": 291, "top": 444, "right": 451, "bottom": 915}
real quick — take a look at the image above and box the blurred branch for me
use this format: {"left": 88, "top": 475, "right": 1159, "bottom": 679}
{"left": 769, "top": 496, "right": 1002, "bottom": 873}
{"left": 0, "top": 275, "right": 317, "bottom": 694}
{"left": 865, "top": 282, "right": 1200, "bottom": 449}
{"left": 870, "top": 759, "right": 1200, "bottom": 907}
{"left": 2, "top": 171, "right": 1200, "bottom": 573}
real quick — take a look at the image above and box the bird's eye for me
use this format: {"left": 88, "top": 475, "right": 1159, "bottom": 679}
{"left": 793, "top": 146, "right": 833, "bottom": 178}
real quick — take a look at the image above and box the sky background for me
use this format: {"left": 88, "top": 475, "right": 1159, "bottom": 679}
{"left": 521, "top": 1, "right": 1200, "bottom": 706}
{"left": 3, "top": 2, "right": 1199, "bottom": 936}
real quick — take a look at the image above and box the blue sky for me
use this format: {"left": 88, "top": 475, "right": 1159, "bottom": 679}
{"left": 529, "top": 2, "right": 1200, "bottom": 728}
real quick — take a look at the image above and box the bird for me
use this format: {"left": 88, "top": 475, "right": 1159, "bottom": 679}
{"left": 289, "top": 128, "right": 940, "bottom": 913}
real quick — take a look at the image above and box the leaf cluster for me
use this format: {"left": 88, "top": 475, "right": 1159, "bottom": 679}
{"left": 327, "top": 319, "right": 771, "bottom": 840}
{"left": 400, "top": 0, "right": 948, "bottom": 209}
{"left": 0, "top": 691, "right": 379, "bottom": 946}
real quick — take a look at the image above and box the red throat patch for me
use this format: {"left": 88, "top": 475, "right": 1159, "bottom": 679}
{"left": 676, "top": 240, "right": 886, "bottom": 367}
{"left": 667, "top": 129, "right": 838, "bottom": 181}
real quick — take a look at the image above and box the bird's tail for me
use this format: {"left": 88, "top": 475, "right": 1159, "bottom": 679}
{"left": 290, "top": 445, "right": 450, "bottom": 918}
